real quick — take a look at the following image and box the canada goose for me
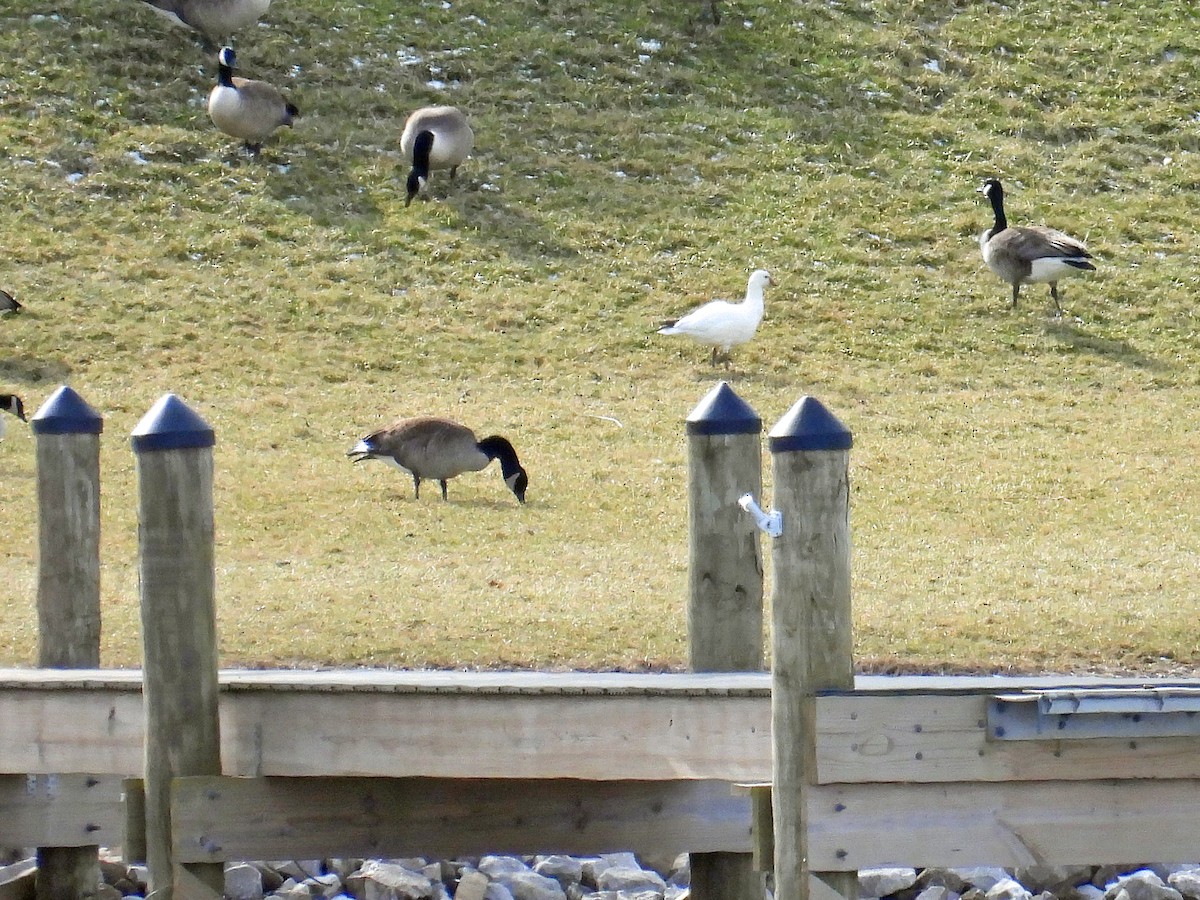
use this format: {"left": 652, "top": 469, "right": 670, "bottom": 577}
{"left": 0, "top": 394, "right": 26, "bottom": 440}
{"left": 978, "top": 178, "right": 1096, "bottom": 314}
{"left": 399, "top": 106, "right": 474, "bottom": 207}
{"left": 347, "top": 416, "right": 528, "bottom": 504}
{"left": 657, "top": 269, "right": 775, "bottom": 367}
{"left": 208, "top": 47, "right": 298, "bottom": 155}
{"left": 138, "top": 0, "right": 270, "bottom": 47}
{"left": 0, "top": 290, "right": 20, "bottom": 315}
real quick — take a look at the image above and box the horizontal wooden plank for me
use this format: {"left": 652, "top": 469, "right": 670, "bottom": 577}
{"left": 814, "top": 693, "right": 1200, "bottom": 784}
{"left": 0, "top": 775, "right": 124, "bottom": 847}
{"left": 171, "top": 776, "right": 753, "bottom": 863}
{"left": 0, "top": 687, "right": 772, "bottom": 781}
{"left": 806, "top": 779, "right": 1200, "bottom": 869}
{"left": 9, "top": 671, "right": 1200, "bottom": 785}
{"left": 219, "top": 691, "right": 771, "bottom": 780}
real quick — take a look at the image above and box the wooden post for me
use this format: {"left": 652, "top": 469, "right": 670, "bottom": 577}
{"left": 132, "top": 394, "right": 223, "bottom": 900}
{"left": 767, "top": 397, "right": 854, "bottom": 900}
{"left": 30, "top": 386, "right": 103, "bottom": 900}
{"left": 685, "top": 382, "right": 764, "bottom": 900}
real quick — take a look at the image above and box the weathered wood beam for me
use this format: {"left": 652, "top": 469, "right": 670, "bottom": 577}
{"left": 807, "top": 779, "right": 1200, "bottom": 869}
{"left": 0, "top": 776, "right": 124, "bottom": 848}
{"left": 170, "top": 777, "right": 754, "bottom": 863}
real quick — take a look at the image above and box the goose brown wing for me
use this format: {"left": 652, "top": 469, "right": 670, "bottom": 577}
{"left": 1017, "top": 225, "right": 1091, "bottom": 259}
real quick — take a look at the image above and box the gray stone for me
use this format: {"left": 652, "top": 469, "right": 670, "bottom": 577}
{"left": 1169, "top": 871, "right": 1200, "bottom": 900}
{"left": 481, "top": 858, "right": 533, "bottom": 879}
{"left": 306, "top": 873, "right": 346, "bottom": 900}
{"left": 277, "top": 863, "right": 327, "bottom": 882}
{"left": 277, "top": 879, "right": 315, "bottom": 900}
{"left": 860, "top": 868, "right": 919, "bottom": 898}
{"left": 583, "top": 855, "right": 644, "bottom": 887}
{"left": 984, "top": 881, "right": 1032, "bottom": 900}
{"left": 666, "top": 855, "right": 690, "bottom": 888}
{"left": 666, "top": 886, "right": 691, "bottom": 900}
{"left": 598, "top": 867, "right": 667, "bottom": 896}
{"left": 1015, "top": 868, "right": 1095, "bottom": 895}
{"left": 919, "top": 871, "right": 969, "bottom": 894}
{"left": 496, "top": 870, "right": 569, "bottom": 900}
{"left": 226, "top": 863, "right": 266, "bottom": 900}
{"left": 1105, "top": 872, "right": 1184, "bottom": 900}
{"left": 347, "top": 861, "right": 436, "bottom": 900}
{"left": 457, "top": 871, "right": 491, "bottom": 900}
{"left": 954, "top": 871, "right": 1013, "bottom": 894}
{"left": 914, "top": 886, "right": 959, "bottom": 900}
{"left": 535, "top": 856, "right": 584, "bottom": 889}
{"left": 485, "top": 883, "right": 517, "bottom": 900}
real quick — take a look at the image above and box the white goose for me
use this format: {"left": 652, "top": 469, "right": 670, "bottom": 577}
{"left": 658, "top": 269, "right": 775, "bottom": 367}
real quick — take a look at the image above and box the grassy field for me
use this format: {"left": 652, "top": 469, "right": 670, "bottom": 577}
{"left": 2, "top": 0, "right": 1200, "bottom": 675}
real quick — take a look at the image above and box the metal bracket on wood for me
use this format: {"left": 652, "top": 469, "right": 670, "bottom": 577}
{"left": 988, "top": 687, "right": 1200, "bottom": 741}
{"left": 738, "top": 494, "right": 783, "bottom": 538}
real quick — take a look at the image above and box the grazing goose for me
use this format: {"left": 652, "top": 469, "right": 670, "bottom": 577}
{"left": 138, "top": 0, "right": 270, "bottom": 47}
{"left": 0, "top": 290, "right": 21, "bottom": 315}
{"left": 347, "top": 416, "right": 528, "bottom": 504}
{"left": 657, "top": 269, "right": 775, "bottom": 367}
{"left": 978, "top": 178, "right": 1096, "bottom": 314}
{"left": 207, "top": 47, "right": 298, "bottom": 155}
{"left": 0, "top": 394, "right": 26, "bottom": 440}
{"left": 399, "top": 106, "right": 474, "bottom": 207}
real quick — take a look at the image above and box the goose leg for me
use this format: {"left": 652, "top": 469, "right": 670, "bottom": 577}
{"left": 1011, "top": 284, "right": 1020, "bottom": 308}
{"left": 1049, "top": 283, "right": 1063, "bottom": 315}
{"left": 412, "top": 473, "right": 422, "bottom": 499}
{"left": 439, "top": 479, "right": 450, "bottom": 501}
{"left": 709, "top": 347, "right": 718, "bottom": 367}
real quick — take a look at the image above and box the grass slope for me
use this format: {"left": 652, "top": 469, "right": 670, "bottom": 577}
{"left": 2, "top": 0, "right": 1200, "bottom": 674}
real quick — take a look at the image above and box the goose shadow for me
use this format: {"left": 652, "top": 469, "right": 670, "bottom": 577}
{"left": 1043, "top": 320, "right": 1166, "bottom": 371}
{"left": 0, "top": 353, "right": 73, "bottom": 388}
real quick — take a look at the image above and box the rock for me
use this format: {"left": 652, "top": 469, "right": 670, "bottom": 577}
{"left": 226, "top": 862, "right": 266, "bottom": 900}
{"left": 277, "top": 878, "right": 315, "bottom": 900}
{"left": 307, "top": 873, "right": 347, "bottom": 899}
{"left": 860, "top": 868, "right": 920, "bottom": 898}
{"left": 1015, "top": 868, "right": 1096, "bottom": 895}
{"left": 97, "top": 884, "right": 124, "bottom": 900}
{"left": 984, "top": 879, "right": 1032, "bottom": 900}
{"left": 598, "top": 867, "right": 667, "bottom": 896}
{"left": 954, "top": 871, "right": 1014, "bottom": 894}
{"left": 534, "top": 856, "right": 584, "bottom": 889}
{"left": 1072, "top": 887, "right": 1107, "bottom": 900}
{"left": 480, "top": 858, "right": 532, "bottom": 879}
{"left": 485, "top": 882, "right": 516, "bottom": 900}
{"left": 1096, "top": 869, "right": 1143, "bottom": 890}
{"left": 1169, "top": 871, "right": 1200, "bottom": 900}
{"left": 456, "top": 871, "right": 491, "bottom": 900}
{"left": 347, "top": 861, "right": 436, "bottom": 900}
{"left": 494, "top": 870, "right": 568, "bottom": 900}
{"left": 583, "top": 855, "right": 644, "bottom": 887}
{"left": 919, "top": 870, "right": 969, "bottom": 894}
{"left": 666, "top": 855, "right": 690, "bottom": 888}
{"left": 277, "top": 862, "right": 327, "bottom": 882}
{"left": 1105, "top": 871, "right": 1184, "bottom": 900}
{"left": 914, "top": 885, "right": 960, "bottom": 900}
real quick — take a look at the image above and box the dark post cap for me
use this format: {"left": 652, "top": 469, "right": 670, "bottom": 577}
{"left": 30, "top": 385, "right": 103, "bottom": 435}
{"left": 769, "top": 396, "right": 852, "bottom": 452}
{"left": 686, "top": 381, "right": 762, "bottom": 436}
{"left": 131, "top": 393, "right": 215, "bottom": 453}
